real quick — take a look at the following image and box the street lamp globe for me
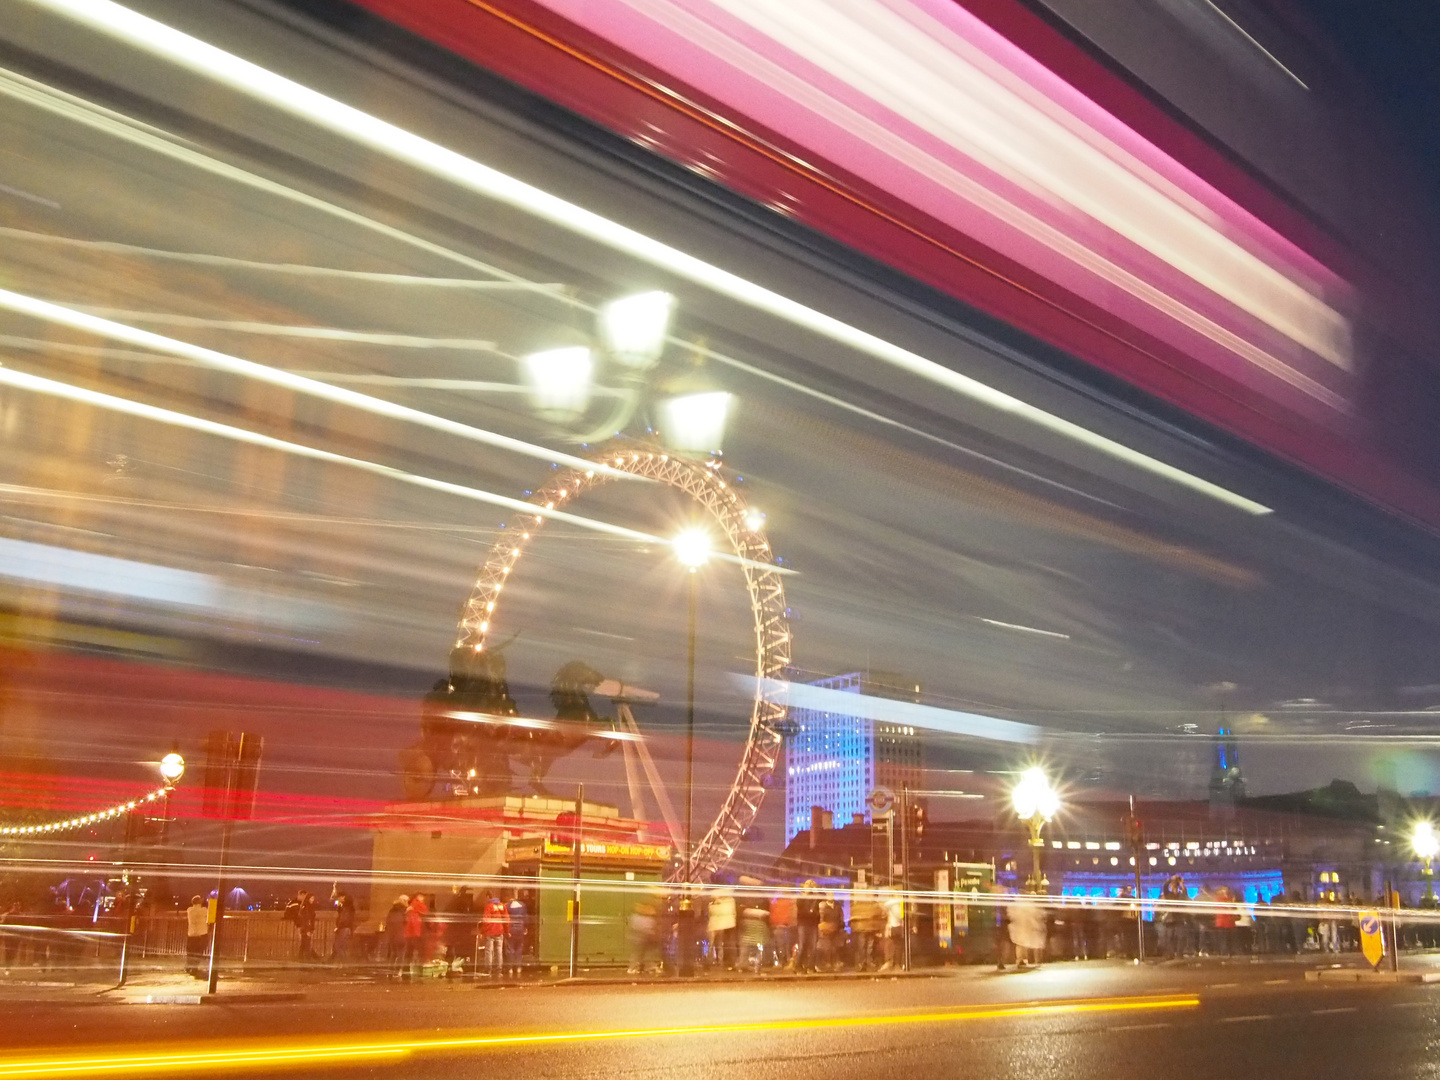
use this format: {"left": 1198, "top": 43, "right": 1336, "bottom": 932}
{"left": 520, "top": 345, "right": 594, "bottom": 420}
{"left": 672, "top": 528, "right": 712, "bottom": 570}
{"left": 1414, "top": 820, "right": 1439, "bottom": 861}
{"left": 1012, "top": 766, "right": 1058, "bottom": 822}
{"left": 660, "top": 391, "right": 732, "bottom": 455}
{"left": 598, "top": 291, "right": 674, "bottom": 371}
{"left": 159, "top": 752, "right": 185, "bottom": 786}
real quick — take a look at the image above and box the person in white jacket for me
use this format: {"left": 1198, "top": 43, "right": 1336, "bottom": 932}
{"left": 185, "top": 895, "right": 210, "bottom": 978}
{"left": 707, "top": 888, "right": 737, "bottom": 970}
{"left": 1008, "top": 892, "right": 1047, "bottom": 968}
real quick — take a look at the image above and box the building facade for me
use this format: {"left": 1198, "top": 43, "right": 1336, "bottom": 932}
{"left": 783, "top": 672, "right": 923, "bottom": 844}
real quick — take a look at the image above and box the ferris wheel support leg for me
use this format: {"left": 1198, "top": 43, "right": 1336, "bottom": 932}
{"left": 618, "top": 705, "right": 684, "bottom": 853}
{"left": 618, "top": 707, "right": 651, "bottom": 837}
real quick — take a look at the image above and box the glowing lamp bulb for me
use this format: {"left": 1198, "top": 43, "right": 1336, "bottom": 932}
{"left": 743, "top": 507, "right": 765, "bottom": 533}
{"left": 1011, "top": 766, "right": 1058, "bottom": 822}
{"left": 599, "top": 291, "right": 674, "bottom": 370}
{"left": 672, "top": 528, "right": 712, "bottom": 569}
{"left": 1414, "top": 821, "right": 1439, "bottom": 861}
{"left": 520, "top": 346, "right": 593, "bottom": 420}
{"left": 159, "top": 752, "right": 185, "bottom": 784}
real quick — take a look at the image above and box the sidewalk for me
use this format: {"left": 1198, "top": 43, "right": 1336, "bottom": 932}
{"left": 0, "top": 961, "right": 942, "bottom": 1006}
{"left": 5, "top": 950, "right": 1437, "bottom": 1007}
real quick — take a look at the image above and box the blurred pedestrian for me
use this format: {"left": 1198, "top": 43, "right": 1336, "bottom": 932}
{"left": 849, "top": 889, "right": 883, "bottom": 971}
{"left": 402, "top": 893, "right": 428, "bottom": 980}
{"left": 1214, "top": 884, "right": 1237, "bottom": 956}
{"left": 796, "top": 881, "right": 821, "bottom": 973}
{"left": 628, "top": 896, "right": 661, "bottom": 975}
{"left": 707, "top": 885, "right": 737, "bottom": 971}
{"left": 0, "top": 900, "right": 22, "bottom": 972}
{"left": 505, "top": 893, "right": 527, "bottom": 978}
{"left": 185, "top": 895, "right": 209, "bottom": 978}
{"left": 383, "top": 895, "right": 408, "bottom": 976}
{"left": 1159, "top": 875, "right": 1186, "bottom": 958}
{"left": 817, "top": 893, "right": 842, "bottom": 971}
{"left": 480, "top": 892, "right": 508, "bottom": 977}
{"left": 879, "top": 886, "right": 903, "bottom": 972}
{"left": 769, "top": 889, "right": 796, "bottom": 970}
{"left": 285, "top": 889, "right": 317, "bottom": 962}
{"left": 1008, "top": 891, "right": 1046, "bottom": 968}
{"left": 737, "top": 880, "right": 770, "bottom": 974}
{"left": 444, "top": 886, "right": 475, "bottom": 976}
{"left": 331, "top": 887, "right": 355, "bottom": 963}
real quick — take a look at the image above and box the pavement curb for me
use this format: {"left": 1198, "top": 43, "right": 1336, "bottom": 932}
{"left": 504, "top": 971, "right": 945, "bottom": 989}
{"left": 1305, "top": 969, "right": 1440, "bottom": 984}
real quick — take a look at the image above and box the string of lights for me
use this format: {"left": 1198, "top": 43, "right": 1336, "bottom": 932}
{"left": 0, "top": 786, "right": 169, "bottom": 838}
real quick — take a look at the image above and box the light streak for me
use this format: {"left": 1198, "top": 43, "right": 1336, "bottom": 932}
{"left": 19, "top": 0, "right": 1271, "bottom": 516}
{"left": 0, "top": 287, "right": 614, "bottom": 477}
{"left": 0, "top": 995, "right": 1200, "bottom": 1076}
{"left": 0, "top": 65, "right": 542, "bottom": 290}
{"left": 0, "top": 365, "right": 789, "bottom": 575}
{"left": 0, "top": 224, "right": 568, "bottom": 291}
{"left": 1198, "top": 0, "right": 1309, "bottom": 89}
{"left": 976, "top": 617, "right": 1070, "bottom": 640}
{"left": 69, "top": 305, "right": 503, "bottom": 351}
{"left": 0, "top": 364, "right": 655, "bottom": 544}
{"left": 743, "top": 676, "right": 1038, "bottom": 744}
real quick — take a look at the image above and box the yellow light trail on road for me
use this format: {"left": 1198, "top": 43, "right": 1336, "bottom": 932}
{"left": 0, "top": 994, "right": 1199, "bottom": 1077}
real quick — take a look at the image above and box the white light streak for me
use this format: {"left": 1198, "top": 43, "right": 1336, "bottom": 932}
{"left": 743, "top": 676, "right": 1037, "bottom": 744}
{"left": 976, "top": 617, "right": 1070, "bottom": 640}
{"left": 70, "top": 305, "right": 501, "bottom": 351}
{"left": 0, "top": 364, "right": 657, "bottom": 544}
{"left": 0, "top": 224, "right": 568, "bottom": 291}
{"left": 0, "top": 287, "right": 614, "bottom": 476}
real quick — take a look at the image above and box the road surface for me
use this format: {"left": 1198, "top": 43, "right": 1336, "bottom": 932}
{"left": 0, "top": 961, "right": 1430, "bottom": 1078}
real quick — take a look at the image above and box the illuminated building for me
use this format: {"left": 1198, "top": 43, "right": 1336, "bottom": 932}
{"left": 783, "top": 671, "right": 923, "bottom": 844}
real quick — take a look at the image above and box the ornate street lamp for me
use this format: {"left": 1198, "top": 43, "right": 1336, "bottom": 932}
{"left": 1011, "top": 766, "right": 1059, "bottom": 893}
{"left": 1414, "top": 821, "right": 1438, "bottom": 902}
{"left": 159, "top": 752, "right": 186, "bottom": 787}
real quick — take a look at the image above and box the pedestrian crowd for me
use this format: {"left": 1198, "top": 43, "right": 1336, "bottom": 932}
{"left": 626, "top": 878, "right": 910, "bottom": 975}
{"left": 379, "top": 886, "right": 529, "bottom": 980}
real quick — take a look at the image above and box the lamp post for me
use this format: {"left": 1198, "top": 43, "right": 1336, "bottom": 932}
{"left": 1011, "top": 767, "right": 1059, "bottom": 893}
{"left": 156, "top": 750, "right": 184, "bottom": 905}
{"left": 671, "top": 528, "right": 710, "bottom": 977}
{"left": 672, "top": 529, "right": 711, "bottom": 879}
{"left": 1414, "top": 821, "right": 1438, "bottom": 903}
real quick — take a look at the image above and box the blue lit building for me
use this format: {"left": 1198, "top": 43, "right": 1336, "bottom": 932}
{"left": 783, "top": 672, "right": 922, "bottom": 844}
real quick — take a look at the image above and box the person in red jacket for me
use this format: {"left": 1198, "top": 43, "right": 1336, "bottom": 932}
{"left": 480, "top": 893, "right": 509, "bottom": 978}
{"left": 402, "top": 893, "right": 428, "bottom": 980}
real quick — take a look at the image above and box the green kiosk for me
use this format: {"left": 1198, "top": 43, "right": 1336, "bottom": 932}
{"left": 505, "top": 834, "right": 672, "bottom": 967}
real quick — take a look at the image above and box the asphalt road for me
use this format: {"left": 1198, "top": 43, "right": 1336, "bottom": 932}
{"left": 0, "top": 963, "right": 1433, "bottom": 1079}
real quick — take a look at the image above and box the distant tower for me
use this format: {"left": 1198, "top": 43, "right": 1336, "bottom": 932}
{"left": 783, "top": 671, "right": 923, "bottom": 844}
{"left": 1209, "top": 726, "right": 1246, "bottom": 805}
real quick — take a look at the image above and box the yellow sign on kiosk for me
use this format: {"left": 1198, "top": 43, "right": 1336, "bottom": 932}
{"left": 1359, "top": 911, "right": 1385, "bottom": 969}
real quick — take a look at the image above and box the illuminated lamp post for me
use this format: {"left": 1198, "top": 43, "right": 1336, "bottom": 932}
{"left": 1011, "top": 767, "right": 1059, "bottom": 893}
{"left": 1414, "top": 821, "right": 1438, "bottom": 903}
{"left": 672, "top": 527, "right": 710, "bottom": 977}
{"left": 155, "top": 749, "right": 185, "bottom": 908}
{"left": 672, "top": 528, "right": 712, "bottom": 881}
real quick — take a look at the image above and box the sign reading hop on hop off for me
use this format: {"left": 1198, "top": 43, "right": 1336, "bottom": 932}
{"left": 1359, "top": 911, "right": 1385, "bottom": 969}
